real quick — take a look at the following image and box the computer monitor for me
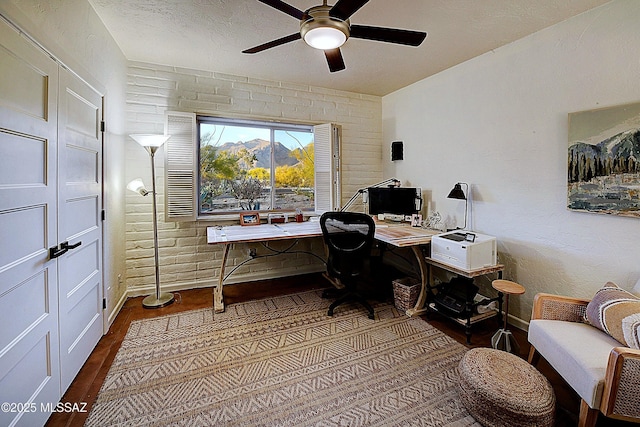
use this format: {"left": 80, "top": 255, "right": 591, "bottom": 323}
{"left": 367, "top": 187, "right": 421, "bottom": 216}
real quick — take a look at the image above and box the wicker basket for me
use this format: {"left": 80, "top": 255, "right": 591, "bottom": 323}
{"left": 392, "top": 277, "right": 420, "bottom": 311}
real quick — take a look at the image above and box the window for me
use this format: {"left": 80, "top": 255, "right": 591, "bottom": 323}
{"left": 198, "top": 117, "right": 314, "bottom": 215}
{"left": 164, "top": 112, "right": 340, "bottom": 221}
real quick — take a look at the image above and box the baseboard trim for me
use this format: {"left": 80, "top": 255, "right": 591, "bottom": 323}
{"left": 105, "top": 290, "right": 128, "bottom": 330}
{"left": 509, "top": 313, "right": 529, "bottom": 332}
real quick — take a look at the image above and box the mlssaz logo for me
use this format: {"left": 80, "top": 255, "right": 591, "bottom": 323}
{"left": 42, "top": 401, "right": 88, "bottom": 413}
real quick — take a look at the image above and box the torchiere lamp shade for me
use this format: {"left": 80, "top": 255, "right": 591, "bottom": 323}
{"left": 129, "top": 133, "right": 170, "bottom": 148}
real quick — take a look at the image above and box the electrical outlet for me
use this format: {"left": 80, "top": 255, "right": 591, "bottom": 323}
{"left": 249, "top": 248, "right": 257, "bottom": 258}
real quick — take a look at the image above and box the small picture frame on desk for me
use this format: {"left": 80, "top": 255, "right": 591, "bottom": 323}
{"left": 239, "top": 212, "right": 260, "bottom": 226}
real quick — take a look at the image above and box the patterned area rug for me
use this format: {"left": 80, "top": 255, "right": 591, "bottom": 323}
{"left": 86, "top": 290, "right": 479, "bottom": 426}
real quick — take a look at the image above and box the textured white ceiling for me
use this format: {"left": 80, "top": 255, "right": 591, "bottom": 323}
{"left": 88, "top": 0, "right": 611, "bottom": 96}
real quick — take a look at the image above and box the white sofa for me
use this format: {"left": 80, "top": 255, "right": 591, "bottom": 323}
{"left": 528, "top": 290, "right": 640, "bottom": 427}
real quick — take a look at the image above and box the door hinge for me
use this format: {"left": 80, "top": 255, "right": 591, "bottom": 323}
{"left": 103, "top": 298, "right": 107, "bottom": 310}
{"left": 100, "top": 121, "right": 105, "bottom": 132}
{"left": 101, "top": 209, "right": 106, "bottom": 221}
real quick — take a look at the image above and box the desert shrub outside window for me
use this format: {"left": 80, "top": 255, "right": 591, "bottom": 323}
{"left": 198, "top": 116, "right": 315, "bottom": 215}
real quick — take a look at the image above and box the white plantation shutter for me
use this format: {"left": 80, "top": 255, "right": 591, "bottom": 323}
{"left": 314, "top": 123, "right": 341, "bottom": 213}
{"left": 165, "top": 111, "right": 197, "bottom": 221}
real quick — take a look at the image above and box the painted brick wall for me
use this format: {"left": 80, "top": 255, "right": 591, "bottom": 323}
{"left": 125, "top": 61, "right": 383, "bottom": 296}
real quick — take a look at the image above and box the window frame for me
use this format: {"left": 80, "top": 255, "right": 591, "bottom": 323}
{"left": 196, "top": 115, "right": 314, "bottom": 217}
{"left": 164, "top": 111, "right": 340, "bottom": 223}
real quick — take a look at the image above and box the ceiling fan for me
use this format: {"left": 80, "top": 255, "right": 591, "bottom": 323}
{"left": 242, "top": 0, "right": 427, "bottom": 72}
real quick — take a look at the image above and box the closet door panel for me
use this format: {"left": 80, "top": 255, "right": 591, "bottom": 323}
{"left": 0, "top": 19, "right": 60, "bottom": 427}
{"left": 57, "top": 68, "right": 103, "bottom": 393}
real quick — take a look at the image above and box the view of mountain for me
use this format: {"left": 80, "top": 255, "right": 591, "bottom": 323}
{"left": 568, "top": 128, "right": 640, "bottom": 183}
{"left": 219, "top": 138, "right": 299, "bottom": 169}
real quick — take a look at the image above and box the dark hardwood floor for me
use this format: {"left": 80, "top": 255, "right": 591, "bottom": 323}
{"left": 46, "top": 274, "right": 634, "bottom": 426}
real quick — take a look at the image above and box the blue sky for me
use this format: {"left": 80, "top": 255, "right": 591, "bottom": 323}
{"left": 201, "top": 123, "right": 313, "bottom": 151}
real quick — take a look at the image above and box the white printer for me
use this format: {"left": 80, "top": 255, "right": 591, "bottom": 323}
{"left": 430, "top": 230, "right": 497, "bottom": 271}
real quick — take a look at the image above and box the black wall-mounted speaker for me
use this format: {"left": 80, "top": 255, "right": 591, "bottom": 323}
{"left": 391, "top": 141, "right": 403, "bottom": 161}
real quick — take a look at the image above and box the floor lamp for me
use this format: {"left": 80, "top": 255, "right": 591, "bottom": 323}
{"left": 447, "top": 182, "right": 468, "bottom": 230}
{"left": 128, "top": 134, "right": 175, "bottom": 308}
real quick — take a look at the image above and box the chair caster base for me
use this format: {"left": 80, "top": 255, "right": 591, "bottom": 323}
{"left": 327, "top": 299, "right": 374, "bottom": 320}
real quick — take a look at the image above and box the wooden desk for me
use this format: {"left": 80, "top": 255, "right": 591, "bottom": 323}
{"left": 207, "top": 222, "right": 438, "bottom": 314}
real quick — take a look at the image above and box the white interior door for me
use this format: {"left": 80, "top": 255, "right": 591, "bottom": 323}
{"left": 57, "top": 68, "right": 104, "bottom": 392}
{"left": 0, "top": 20, "right": 61, "bottom": 427}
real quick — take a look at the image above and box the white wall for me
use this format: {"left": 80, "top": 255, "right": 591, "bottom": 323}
{"left": 382, "top": 0, "right": 640, "bottom": 323}
{"left": 125, "top": 62, "right": 383, "bottom": 296}
{"left": 0, "top": 0, "right": 129, "bottom": 326}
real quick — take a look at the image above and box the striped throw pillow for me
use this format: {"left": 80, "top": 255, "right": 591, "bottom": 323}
{"left": 585, "top": 282, "right": 640, "bottom": 349}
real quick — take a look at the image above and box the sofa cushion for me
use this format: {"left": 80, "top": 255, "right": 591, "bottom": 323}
{"left": 585, "top": 283, "right": 640, "bottom": 349}
{"left": 528, "top": 319, "right": 620, "bottom": 407}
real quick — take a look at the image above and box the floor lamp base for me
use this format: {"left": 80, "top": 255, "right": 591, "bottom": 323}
{"left": 142, "top": 292, "right": 175, "bottom": 309}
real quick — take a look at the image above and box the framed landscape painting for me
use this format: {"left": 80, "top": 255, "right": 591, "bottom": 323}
{"left": 568, "top": 102, "right": 640, "bottom": 218}
{"left": 239, "top": 212, "right": 260, "bottom": 226}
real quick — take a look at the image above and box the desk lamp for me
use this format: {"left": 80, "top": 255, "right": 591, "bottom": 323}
{"left": 128, "top": 134, "right": 174, "bottom": 308}
{"left": 447, "top": 182, "right": 468, "bottom": 230}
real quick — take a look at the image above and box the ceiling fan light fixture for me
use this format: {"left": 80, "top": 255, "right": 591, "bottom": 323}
{"left": 300, "top": 5, "right": 350, "bottom": 50}
{"left": 303, "top": 26, "right": 347, "bottom": 50}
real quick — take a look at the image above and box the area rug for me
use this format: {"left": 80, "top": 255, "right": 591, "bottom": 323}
{"left": 85, "top": 290, "right": 479, "bottom": 426}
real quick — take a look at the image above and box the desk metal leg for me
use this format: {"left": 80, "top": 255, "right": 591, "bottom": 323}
{"left": 214, "top": 243, "right": 231, "bottom": 313}
{"left": 406, "top": 246, "right": 429, "bottom": 317}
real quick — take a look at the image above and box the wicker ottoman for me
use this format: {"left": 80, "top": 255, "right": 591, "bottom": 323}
{"left": 458, "top": 348, "right": 555, "bottom": 427}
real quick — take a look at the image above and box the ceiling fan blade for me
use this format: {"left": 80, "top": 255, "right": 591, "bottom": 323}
{"left": 257, "top": 0, "right": 304, "bottom": 20}
{"left": 324, "top": 48, "right": 346, "bottom": 72}
{"left": 350, "top": 25, "right": 427, "bottom": 46}
{"left": 242, "top": 33, "right": 301, "bottom": 54}
{"left": 330, "top": 0, "right": 369, "bottom": 21}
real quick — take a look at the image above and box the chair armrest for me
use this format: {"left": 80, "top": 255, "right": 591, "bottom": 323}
{"left": 600, "top": 347, "right": 640, "bottom": 421}
{"left": 531, "top": 293, "right": 590, "bottom": 322}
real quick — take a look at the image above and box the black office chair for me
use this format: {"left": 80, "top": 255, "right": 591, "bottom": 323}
{"left": 320, "top": 211, "right": 376, "bottom": 319}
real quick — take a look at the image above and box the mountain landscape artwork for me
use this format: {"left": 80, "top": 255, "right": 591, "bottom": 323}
{"left": 568, "top": 102, "right": 640, "bottom": 218}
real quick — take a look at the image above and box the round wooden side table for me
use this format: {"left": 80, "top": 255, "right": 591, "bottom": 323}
{"left": 491, "top": 279, "right": 525, "bottom": 353}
